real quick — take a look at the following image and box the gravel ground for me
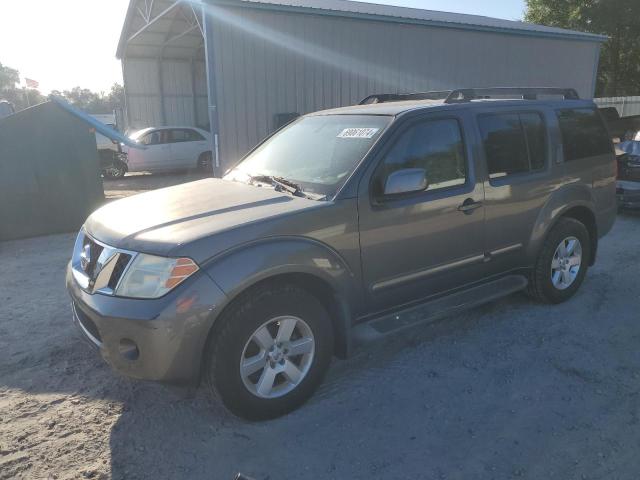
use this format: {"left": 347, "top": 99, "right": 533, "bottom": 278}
{"left": 1, "top": 189, "right": 639, "bottom": 479}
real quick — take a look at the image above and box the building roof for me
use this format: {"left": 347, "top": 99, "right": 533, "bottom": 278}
{"left": 211, "top": 0, "right": 606, "bottom": 42}
{"left": 118, "top": 0, "right": 605, "bottom": 59}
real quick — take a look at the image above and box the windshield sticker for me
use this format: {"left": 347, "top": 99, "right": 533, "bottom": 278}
{"left": 337, "top": 128, "right": 380, "bottom": 139}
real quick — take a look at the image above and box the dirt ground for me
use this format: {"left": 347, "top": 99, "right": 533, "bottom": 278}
{"left": 1, "top": 175, "right": 640, "bottom": 479}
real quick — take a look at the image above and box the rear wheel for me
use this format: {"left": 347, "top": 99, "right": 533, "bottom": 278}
{"left": 197, "top": 151, "right": 213, "bottom": 175}
{"left": 527, "top": 217, "right": 591, "bottom": 304}
{"left": 205, "top": 283, "right": 333, "bottom": 421}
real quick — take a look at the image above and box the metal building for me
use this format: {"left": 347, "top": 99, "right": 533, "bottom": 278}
{"left": 117, "top": 0, "right": 606, "bottom": 175}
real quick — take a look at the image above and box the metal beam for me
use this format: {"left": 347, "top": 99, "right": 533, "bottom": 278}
{"left": 127, "top": 1, "right": 182, "bottom": 45}
{"left": 189, "top": 3, "right": 205, "bottom": 37}
{"left": 162, "top": 24, "right": 200, "bottom": 47}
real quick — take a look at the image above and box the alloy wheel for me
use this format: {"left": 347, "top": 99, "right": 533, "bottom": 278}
{"left": 550, "top": 236, "right": 582, "bottom": 290}
{"left": 240, "top": 316, "right": 315, "bottom": 399}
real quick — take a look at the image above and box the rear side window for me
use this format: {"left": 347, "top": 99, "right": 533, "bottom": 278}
{"left": 478, "top": 112, "right": 547, "bottom": 179}
{"left": 170, "top": 129, "right": 204, "bottom": 143}
{"left": 377, "top": 118, "right": 467, "bottom": 193}
{"left": 557, "top": 108, "right": 611, "bottom": 161}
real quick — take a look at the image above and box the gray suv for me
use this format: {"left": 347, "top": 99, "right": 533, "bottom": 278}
{"left": 67, "top": 88, "right": 617, "bottom": 420}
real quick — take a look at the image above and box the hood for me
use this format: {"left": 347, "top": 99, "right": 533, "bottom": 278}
{"left": 85, "top": 178, "right": 321, "bottom": 258}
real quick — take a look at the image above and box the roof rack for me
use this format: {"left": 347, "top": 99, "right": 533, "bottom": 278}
{"left": 359, "top": 91, "right": 451, "bottom": 105}
{"left": 359, "top": 87, "right": 580, "bottom": 106}
{"left": 444, "top": 87, "right": 580, "bottom": 103}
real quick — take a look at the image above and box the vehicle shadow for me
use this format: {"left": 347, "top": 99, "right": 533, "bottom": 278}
{"left": 106, "top": 287, "right": 640, "bottom": 480}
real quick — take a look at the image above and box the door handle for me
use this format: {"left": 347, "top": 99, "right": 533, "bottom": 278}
{"left": 458, "top": 198, "right": 483, "bottom": 214}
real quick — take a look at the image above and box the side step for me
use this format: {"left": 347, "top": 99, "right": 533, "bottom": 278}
{"left": 352, "top": 274, "right": 528, "bottom": 344}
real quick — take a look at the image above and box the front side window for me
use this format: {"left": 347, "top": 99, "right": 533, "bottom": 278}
{"left": 226, "top": 115, "right": 391, "bottom": 198}
{"left": 376, "top": 118, "right": 467, "bottom": 194}
{"left": 140, "top": 131, "right": 163, "bottom": 146}
{"left": 557, "top": 108, "right": 612, "bottom": 162}
{"left": 479, "top": 112, "right": 547, "bottom": 179}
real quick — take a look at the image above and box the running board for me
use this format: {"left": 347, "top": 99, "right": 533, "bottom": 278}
{"left": 353, "top": 275, "right": 528, "bottom": 343}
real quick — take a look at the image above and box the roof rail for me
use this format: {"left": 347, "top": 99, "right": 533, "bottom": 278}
{"left": 444, "top": 87, "right": 580, "bottom": 103}
{"left": 359, "top": 91, "right": 452, "bottom": 105}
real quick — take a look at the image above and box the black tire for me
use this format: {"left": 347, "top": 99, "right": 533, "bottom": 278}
{"left": 197, "top": 152, "right": 213, "bottom": 175}
{"left": 527, "top": 217, "right": 591, "bottom": 304}
{"left": 103, "top": 161, "right": 127, "bottom": 179}
{"left": 205, "top": 283, "right": 334, "bottom": 421}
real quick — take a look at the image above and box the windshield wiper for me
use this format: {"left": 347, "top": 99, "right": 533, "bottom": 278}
{"left": 249, "top": 174, "right": 326, "bottom": 201}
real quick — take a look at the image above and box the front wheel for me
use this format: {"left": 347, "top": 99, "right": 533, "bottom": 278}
{"left": 103, "top": 161, "right": 127, "bottom": 179}
{"left": 205, "top": 283, "right": 334, "bottom": 421}
{"left": 527, "top": 217, "right": 591, "bottom": 304}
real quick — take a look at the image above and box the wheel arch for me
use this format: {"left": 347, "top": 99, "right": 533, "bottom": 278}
{"left": 201, "top": 237, "right": 360, "bottom": 375}
{"left": 529, "top": 188, "right": 598, "bottom": 266}
{"left": 557, "top": 205, "right": 597, "bottom": 265}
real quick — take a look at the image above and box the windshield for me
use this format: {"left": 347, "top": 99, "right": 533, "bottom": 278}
{"left": 225, "top": 115, "right": 391, "bottom": 198}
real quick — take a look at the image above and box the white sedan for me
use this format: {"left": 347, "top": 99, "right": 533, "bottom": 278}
{"left": 122, "top": 126, "right": 213, "bottom": 174}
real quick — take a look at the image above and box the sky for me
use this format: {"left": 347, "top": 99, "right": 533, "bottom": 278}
{"left": 0, "top": 0, "right": 526, "bottom": 94}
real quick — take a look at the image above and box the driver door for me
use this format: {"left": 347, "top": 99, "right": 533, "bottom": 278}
{"left": 357, "top": 113, "right": 487, "bottom": 312}
{"left": 131, "top": 130, "right": 170, "bottom": 172}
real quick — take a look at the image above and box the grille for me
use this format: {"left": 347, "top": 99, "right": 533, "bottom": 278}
{"left": 82, "top": 236, "right": 104, "bottom": 278}
{"left": 74, "top": 232, "right": 135, "bottom": 295}
{"left": 108, "top": 253, "right": 132, "bottom": 290}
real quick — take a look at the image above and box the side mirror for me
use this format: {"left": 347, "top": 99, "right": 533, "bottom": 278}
{"left": 383, "top": 168, "right": 428, "bottom": 196}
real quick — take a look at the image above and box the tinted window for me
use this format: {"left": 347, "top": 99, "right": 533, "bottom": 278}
{"left": 140, "top": 131, "right": 163, "bottom": 145}
{"left": 378, "top": 119, "right": 467, "bottom": 193}
{"left": 170, "top": 129, "right": 204, "bottom": 143}
{"left": 557, "top": 108, "right": 611, "bottom": 161}
{"left": 479, "top": 112, "right": 547, "bottom": 179}
{"left": 521, "top": 113, "right": 546, "bottom": 170}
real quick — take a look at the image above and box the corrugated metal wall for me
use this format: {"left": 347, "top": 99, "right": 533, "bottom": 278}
{"left": 207, "top": 5, "right": 600, "bottom": 167}
{"left": 0, "top": 102, "right": 104, "bottom": 241}
{"left": 595, "top": 96, "right": 640, "bottom": 117}
{"left": 123, "top": 58, "right": 208, "bottom": 132}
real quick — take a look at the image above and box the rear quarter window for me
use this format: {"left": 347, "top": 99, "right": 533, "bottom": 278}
{"left": 478, "top": 112, "right": 547, "bottom": 180}
{"left": 557, "top": 108, "right": 612, "bottom": 162}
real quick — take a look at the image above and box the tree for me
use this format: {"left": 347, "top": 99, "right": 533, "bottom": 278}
{"left": 0, "top": 61, "right": 45, "bottom": 110}
{"left": 1, "top": 61, "right": 125, "bottom": 113}
{"left": 525, "top": 0, "right": 640, "bottom": 96}
{"left": 0, "top": 62, "right": 20, "bottom": 92}
{"left": 51, "top": 83, "right": 125, "bottom": 114}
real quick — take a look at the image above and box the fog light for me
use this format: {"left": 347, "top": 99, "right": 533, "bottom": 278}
{"left": 119, "top": 339, "right": 139, "bottom": 361}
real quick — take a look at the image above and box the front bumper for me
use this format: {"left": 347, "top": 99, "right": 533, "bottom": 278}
{"left": 67, "top": 263, "right": 227, "bottom": 384}
{"left": 617, "top": 181, "right": 640, "bottom": 209}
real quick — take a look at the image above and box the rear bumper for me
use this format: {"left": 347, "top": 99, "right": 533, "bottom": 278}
{"left": 66, "top": 263, "right": 227, "bottom": 384}
{"left": 617, "top": 181, "right": 640, "bottom": 209}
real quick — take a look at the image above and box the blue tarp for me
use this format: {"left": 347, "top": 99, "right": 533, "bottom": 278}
{"left": 618, "top": 141, "right": 640, "bottom": 157}
{"left": 50, "top": 96, "right": 141, "bottom": 148}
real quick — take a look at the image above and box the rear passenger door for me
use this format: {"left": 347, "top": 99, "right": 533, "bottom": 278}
{"left": 168, "top": 129, "right": 208, "bottom": 168}
{"left": 476, "top": 108, "right": 557, "bottom": 275}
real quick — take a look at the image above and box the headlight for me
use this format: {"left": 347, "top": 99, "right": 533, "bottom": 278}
{"left": 115, "top": 254, "right": 199, "bottom": 299}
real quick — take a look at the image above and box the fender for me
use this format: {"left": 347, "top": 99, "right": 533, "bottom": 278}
{"left": 203, "top": 236, "right": 361, "bottom": 357}
{"left": 526, "top": 183, "right": 596, "bottom": 262}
